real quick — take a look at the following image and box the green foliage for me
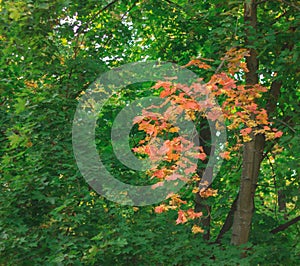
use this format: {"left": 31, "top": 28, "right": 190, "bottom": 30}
{"left": 0, "top": 0, "right": 299, "bottom": 265}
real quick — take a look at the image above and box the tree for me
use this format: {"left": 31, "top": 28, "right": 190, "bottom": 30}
{"left": 1, "top": 0, "right": 299, "bottom": 264}
{"left": 231, "top": 0, "right": 263, "bottom": 245}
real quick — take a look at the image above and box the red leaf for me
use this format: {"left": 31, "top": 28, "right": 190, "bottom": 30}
{"left": 183, "top": 100, "right": 200, "bottom": 110}
{"left": 153, "top": 81, "right": 172, "bottom": 90}
{"left": 187, "top": 209, "right": 202, "bottom": 219}
{"left": 219, "top": 151, "right": 231, "bottom": 160}
{"left": 240, "top": 127, "right": 252, "bottom": 136}
{"left": 184, "top": 164, "right": 197, "bottom": 175}
{"left": 195, "top": 153, "right": 207, "bottom": 161}
{"left": 183, "top": 59, "right": 211, "bottom": 69}
{"left": 152, "top": 169, "right": 166, "bottom": 179}
{"left": 132, "top": 115, "right": 145, "bottom": 124}
{"left": 154, "top": 205, "right": 166, "bottom": 213}
{"left": 160, "top": 89, "right": 172, "bottom": 98}
{"left": 176, "top": 210, "right": 188, "bottom": 224}
{"left": 207, "top": 109, "right": 222, "bottom": 121}
{"left": 274, "top": 131, "right": 283, "bottom": 138}
{"left": 151, "top": 181, "right": 164, "bottom": 189}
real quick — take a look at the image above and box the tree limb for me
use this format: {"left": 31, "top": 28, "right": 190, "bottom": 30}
{"left": 270, "top": 215, "right": 300, "bottom": 234}
{"left": 265, "top": 80, "right": 282, "bottom": 115}
{"left": 280, "top": 0, "right": 300, "bottom": 11}
{"left": 215, "top": 193, "right": 239, "bottom": 243}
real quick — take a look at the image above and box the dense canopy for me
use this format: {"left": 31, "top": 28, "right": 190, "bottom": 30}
{"left": 1, "top": 0, "right": 299, "bottom": 265}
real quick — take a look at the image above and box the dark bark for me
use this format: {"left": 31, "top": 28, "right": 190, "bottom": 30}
{"left": 265, "top": 80, "right": 282, "bottom": 115}
{"left": 231, "top": 79, "right": 283, "bottom": 244}
{"left": 195, "top": 192, "right": 211, "bottom": 240}
{"left": 231, "top": 14, "right": 284, "bottom": 244}
{"left": 277, "top": 190, "right": 288, "bottom": 220}
{"left": 231, "top": 133, "right": 265, "bottom": 245}
{"left": 195, "top": 118, "right": 212, "bottom": 240}
{"left": 215, "top": 193, "right": 239, "bottom": 243}
{"left": 231, "top": 0, "right": 263, "bottom": 246}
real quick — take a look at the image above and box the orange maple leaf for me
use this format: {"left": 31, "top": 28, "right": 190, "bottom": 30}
{"left": 219, "top": 151, "right": 231, "bottom": 160}
{"left": 240, "top": 127, "right": 252, "bottom": 136}
{"left": 274, "top": 131, "right": 283, "bottom": 138}
{"left": 176, "top": 210, "right": 188, "bottom": 224}
{"left": 187, "top": 209, "right": 203, "bottom": 219}
{"left": 152, "top": 169, "right": 166, "bottom": 179}
{"left": 151, "top": 181, "right": 164, "bottom": 189}
{"left": 152, "top": 81, "right": 172, "bottom": 90}
{"left": 183, "top": 59, "right": 211, "bottom": 69}
{"left": 199, "top": 188, "right": 218, "bottom": 198}
{"left": 195, "top": 153, "right": 207, "bottom": 161}
{"left": 154, "top": 205, "right": 167, "bottom": 213}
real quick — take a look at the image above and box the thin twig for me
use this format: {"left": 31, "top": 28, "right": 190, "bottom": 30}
{"left": 78, "top": 0, "right": 119, "bottom": 36}
{"left": 280, "top": 0, "right": 300, "bottom": 11}
{"left": 256, "top": 0, "right": 269, "bottom": 5}
{"left": 163, "top": 0, "right": 185, "bottom": 10}
{"left": 266, "top": 153, "right": 278, "bottom": 219}
{"left": 275, "top": 118, "right": 296, "bottom": 133}
{"left": 215, "top": 59, "right": 226, "bottom": 74}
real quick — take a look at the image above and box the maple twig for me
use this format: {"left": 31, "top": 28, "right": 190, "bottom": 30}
{"left": 275, "top": 118, "right": 296, "bottom": 133}
{"left": 232, "top": 9, "right": 240, "bottom": 41}
{"left": 74, "top": 0, "right": 119, "bottom": 45}
{"left": 214, "top": 50, "right": 233, "bottom": 73}
{"left": 215, "top": 59, "right": 226, "bottom": 74}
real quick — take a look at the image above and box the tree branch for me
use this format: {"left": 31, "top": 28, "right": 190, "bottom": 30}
{"left": 265, "top": 80, "right": 282, "bottom": 115}
{"left": 280, "top": 0, "right": 300, "bottom": 11}
{"left": 79, "top": 0, "right": 120, "bottom": 35}
{"left": 215, "top": 193, "right": 239, "bottom": 243}
{"left": 73, "top": 0, "right": 120, "bottom": 57}
{"left": 163, "top": 0, "right": 185, "bottom": 10}
{"left": 270, "top": 215, "right": 300, "bottom": 234}
{"left": 255, "top": 0, "right": 268, "bottom": 5}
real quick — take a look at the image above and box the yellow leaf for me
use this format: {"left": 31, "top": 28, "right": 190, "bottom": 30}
{"left": 61, "top": 38, "right": 68, "bottom": 45}
{"left": 192, "top": 225, "right": 204, "bottom": 234}
{"left": 169, "top": 127, "right": 179, "bottom": 133}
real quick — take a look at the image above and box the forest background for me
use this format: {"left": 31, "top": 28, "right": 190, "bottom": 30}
{"left": 0, "top": 0, "right": 299, "bottom": 265}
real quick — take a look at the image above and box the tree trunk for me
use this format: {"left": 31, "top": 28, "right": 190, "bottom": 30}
{"left": 229, "top": 0, "right": 285, "bottom": 245}
{"left": 231, "top": 134, "right": 265, "bottom": 245}
{"left": 231, "top": 0, "right": 265, "bottom": 245}
{"left": 215, "top": 193, "right": 239, "bottom": 243}
{"left": 277, "top": 190, "right": 287, "bottom": 219}
{"left": 195, "top": 191, "right": 211, "bottom": 240}
{"left": 195, "top": 119, "right": 212, "bottom": 240}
